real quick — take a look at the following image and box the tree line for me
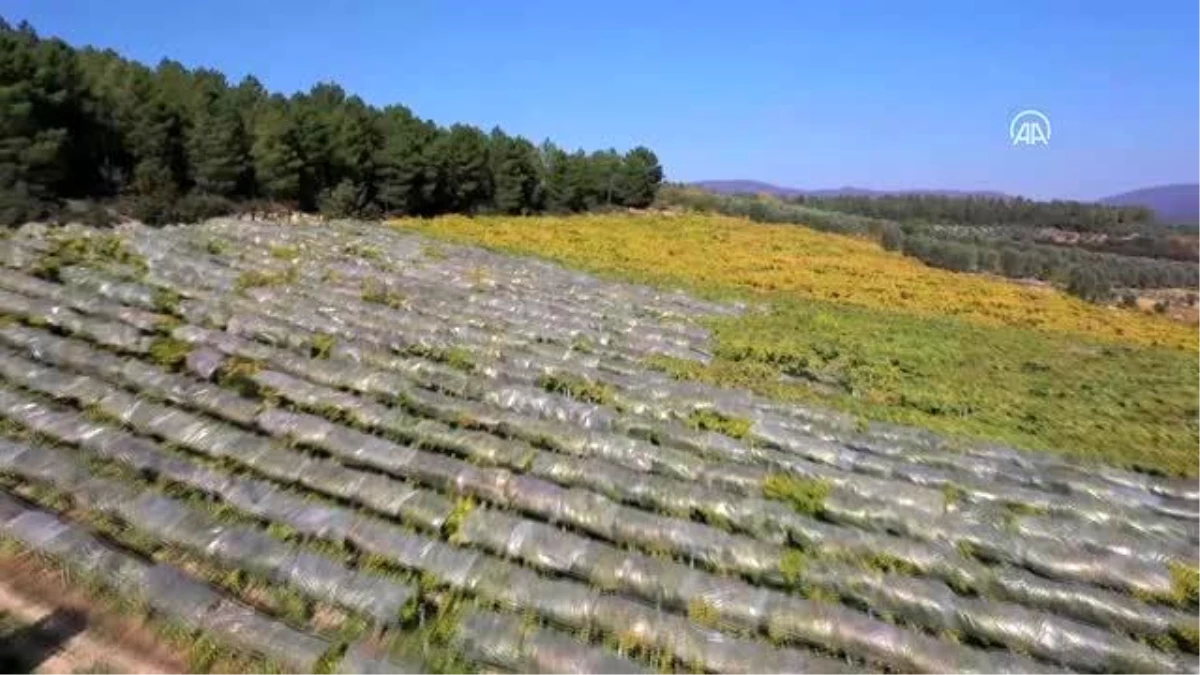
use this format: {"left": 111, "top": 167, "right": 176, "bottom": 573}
{"left": 0, "top": 19, "right": 664, "bottom": 226}
{"left": 889, "top": 227, "right": 1195, "bottom": 300}
{"left": 656, "top": 186, "right": 1197, "bottom": 301}
{"left": 789, "top": 193, "right": 1156, "bottom": 233}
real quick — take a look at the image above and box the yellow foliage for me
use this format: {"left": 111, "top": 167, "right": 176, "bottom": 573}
{"left": 391, "top": 213, "right": 1196, "bottom": 351}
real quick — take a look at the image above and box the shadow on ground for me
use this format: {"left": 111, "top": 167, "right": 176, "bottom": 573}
{"left": 0, "top": 607, "right": 88, "bottom": 673}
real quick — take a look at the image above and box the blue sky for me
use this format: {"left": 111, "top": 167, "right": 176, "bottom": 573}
{"left": 3, "top": 0, "right": 1197, "bottom": 200}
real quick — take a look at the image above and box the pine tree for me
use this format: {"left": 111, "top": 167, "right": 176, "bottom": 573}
{"left": 429, "top": 124, "right": 491, "bottom": 213}
{"left": 375, "top": 105, "right": 437, "bottom": 216}
{"left": 189, "top": 89, "right": 250, "bottom": 197}
{"left": 619, "top": 146, "right": 663, "bottom": 208}
{"left": 489, "top": 128, "right": 540, "bottom": 214}
{"left": 251, "top": 98, "right": 304, "bottom": 203}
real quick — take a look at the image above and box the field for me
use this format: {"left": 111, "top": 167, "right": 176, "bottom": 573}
{"left": 0, "top": 216, "right": 1194, "bottom": 673}
{"left": 394, "top": 213, "right": 1199, "bottom": 477}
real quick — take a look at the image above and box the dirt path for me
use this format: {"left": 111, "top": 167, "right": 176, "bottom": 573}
{"left": 0, "top": 553, "right": 186, "bottom": 674}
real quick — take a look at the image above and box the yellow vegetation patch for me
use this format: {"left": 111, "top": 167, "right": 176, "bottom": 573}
{"left": 392, "top": 213, "right": 1195, "bottom": 351}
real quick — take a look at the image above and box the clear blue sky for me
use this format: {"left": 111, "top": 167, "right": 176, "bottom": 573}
{"left": 3, "top": 0, "right": 1197, "bottom": 200}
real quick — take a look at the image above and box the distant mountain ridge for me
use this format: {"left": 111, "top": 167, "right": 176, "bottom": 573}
{"left": 1097, "top": 184, "right": 1199, "bottom": 225}
{"left": 691, "top": 180, "right": 1010, "bottom": 199}
{"left": 690, "top": 180, "right": 1199, "bottom": 224}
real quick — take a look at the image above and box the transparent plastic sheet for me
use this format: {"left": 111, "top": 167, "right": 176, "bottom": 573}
{"left": 18, "top": 219, "right": 1200, "bottom": 667}
{"left": 0, "top": 354, "right": 455, "bottom": 533}
{"left": 143, "top": 563, "right": 223, "bottom": 623}
{"left": 484, "top": 386, "right": 615, "bottom": 430}
{"left": 868, "top": 423, "right": 1200, "bottom": 507}
{"left": 203, "top": 599, "right": 330, "bottom": 671}
{"left": 0, "top": 324, "right": 258, "bottom": 422}
{"left": 455, "top": 611, "right": 650, "bottom": 674}
{"left": 0, "top": 267, "right": 165, "bottom": 332}
{"left": 0, "top": 486, "right": 329, "bottom": 673}
{"left": 800, "top": 563, "right": 1188, "bottom": 673}
{"left": 57, "top": 265, "right": 159, "bottom": 309}
{"left": 459, "top": 505, "right": 1094, "bottom": 671}
{"left": 336, "top": 641, "right": 424, "bottom": 674}
{"left": 2, "top": 345, "right": 1190, "bottom": 638}
{"left": 166, "top": 222, "right": 1190, "bottom": 521}
{"left": 1014, "top": 512, "right": 1199, "bottom": 566}
{"left": 453, "top": 612, "right": 529, "bottom": 670}
{"left": 108, "top": 220, "right": 1195, "bottom": 509}
{"left": 0, "top": 367, "right": 453, "bottom": 547}
{"left": 0, "top": 240, "right": 34, "bottom": 269}
{"left": 0, "top": 288, "right": 149, "bottom": 352}
{"left": 0, "top": 406, "right": 417, "bottom": 625}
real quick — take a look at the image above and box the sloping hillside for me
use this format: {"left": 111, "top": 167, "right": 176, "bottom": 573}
{"left": 395, "top": 212, "right": 1197, "bottom": 477}
{"left": 1100, "top": 184, "right": 1200, "bottom": 225}
{"left": 0, "top": 217, "right": 1195, "bottom": 675}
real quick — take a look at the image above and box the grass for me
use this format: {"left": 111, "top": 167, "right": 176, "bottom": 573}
{"left": 762, "top": 473, "right": 831, "bottom": 517}
{"left": 392, "top": 213, "right": 1200, "bottom": 477}
{"left": 235, "top": 266, "right": 298, "bottom": 291}
{"left": 406, "top": 345, "right": 475, "bottom": 372}
{"left": 33, "top": 231, "right": 148, "bottom": 282}
{"left": 147, "top": 336, "right": 191, "bottom": 371}
{"left": 343, "top": 242, "right": 384, "bottom": 261}
{"left": 686, "top": 408, "right": 752, "bottom": 439}
{"left": 269, "top": 244, "right": 301, "bottom": 261}
{"left": 1169, "top": 562, "right": 1199, "bottom": 608}
{"left": 151, "top": 287, "right": 182, "bottom": 315}
{"left": 361, "top": 279, "right": 407, "bottom": 309}
{"left": 538, "top": 372, "right": 615, "bottom": 405}
{"left": 443, "top": 496, "right": 475, "bottom": 540}
{"left": 215, "top": 357, "right": 266, "bottom": 399}
{"left": 310, "top": 333, "right": 337, "bottom": 360}
{"left": 778, "top": 549, "right": 807, "bottom": 586}
{"left": 685, "top": 598, "right": 720, "bottom": 628}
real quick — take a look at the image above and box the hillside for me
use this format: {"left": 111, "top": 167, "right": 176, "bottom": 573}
{"left": 692, "top": 181, "right": 1009, "bottom": 199}
{"left": 395, "top": 212, "right": 1197, "bottom": 478}
{"left": 1100, "top": 184, "right": 1200, "bottom": 225}
{"left": 0, "top": 217, "right": 1195, "bottom": 675}
{"left": 693, "top": 180, "right": 1200, "bottom": 225}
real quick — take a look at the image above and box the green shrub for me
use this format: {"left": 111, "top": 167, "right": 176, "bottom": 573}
{"left": 148, "top": 337, "right": 191, "bottom": 371}
{"left": 1170, "top": 562, "right": 1199, "bottom": 607}
{"left": 779, "top": 549, "right": 807, "bottom": 586}
{"left": 310, "top": 333, "right": 337, "bottom": 360}
{"left": 33, "top": 232, "right": 148, "bottom": 281}
{"left": 880, "top": 223, "right": 904, "bottom": 251}
{"left": 216, "top": 357, "right": 265, "bottom": 397}
{"left": 443, "top": 496, "right": 475, "bottom": 539}
{"left": 171, "top": 193, "right": 235, "bottom": 223}
{"left": 152, "top": 287, "right": 183, "bottom": 315}
{"left": 313, "top": 644, "right": 348, "bottom": 675}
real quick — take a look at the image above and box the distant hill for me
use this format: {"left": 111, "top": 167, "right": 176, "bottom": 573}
{"left": 1098, "top": 184, "right": 1199, "bottom": 225}
{"left": 690, "top": 180, "right": 1009, "bottom": 199}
